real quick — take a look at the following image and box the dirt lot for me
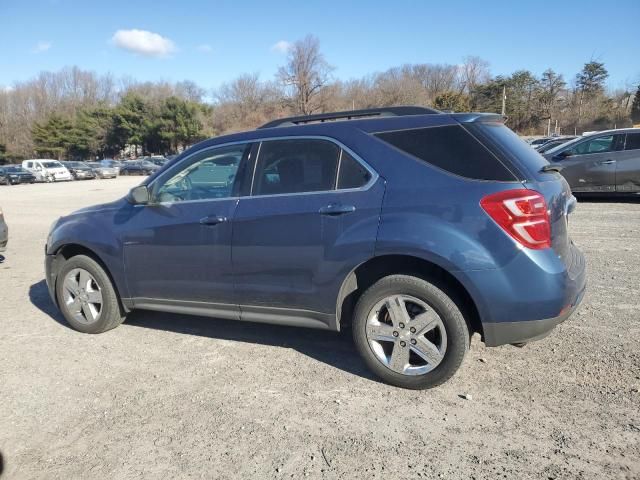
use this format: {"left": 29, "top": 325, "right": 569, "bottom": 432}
{"left": 0, "top": 177, "right": 639, "bottom": 479}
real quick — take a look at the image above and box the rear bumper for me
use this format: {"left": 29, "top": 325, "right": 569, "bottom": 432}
{"left": 482, "top": 284, "right": 585, "bottom": 346}
{"left": 461, "top": 242, "right": 587, "bottom": 347}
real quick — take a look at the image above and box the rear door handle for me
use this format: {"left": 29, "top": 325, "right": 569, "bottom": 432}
{"left": 318, "top": 204, "right": 356, "bottom": 216}
{"left": 199, "top": 215, "right": 228, "bottom": 226}
{"left": 599, "top": 159, "right": 616, "bottom": 165}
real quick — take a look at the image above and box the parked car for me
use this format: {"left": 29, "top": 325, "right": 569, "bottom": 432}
{"left": 148, "top": 155, "right": 168, "bottom": 167}
{"left": 543, "top": 128, "right": 640, "bottom": 193}
{"left": 119, "top": 160, "right": 159, "bottom": 176}
{"left": 0, "top": 206, "right": 7, "bottom": 251}
{"left": 45, "top": 106, "right": 586, "bottom": 390}
{"left": 62, "top": 161, "right": 96, "bottom": 180}
{"left": 535, "top": 137, "right": 577, "bottom": 153}
{"left": 22, "top": 159, "right": 72, "bottom": 182}
{"left": 528, "top": 137, "right": 552, "bottom": 148}
{"left": 86, "top": 162, "right": 118, "bottom": 179}
{"left": 0, "top": 165, "right": 36, "bottom": 185}
{"left": 99, "top": 159, "right": 123, "bottom": 174}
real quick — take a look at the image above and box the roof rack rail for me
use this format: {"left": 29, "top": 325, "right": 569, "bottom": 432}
{"left": 258, "top": 106, "right": 441, "bottom": 129}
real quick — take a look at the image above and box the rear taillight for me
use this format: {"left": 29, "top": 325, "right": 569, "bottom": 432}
{"left": 480, "top": 189, "right": 551, "bottom": 250}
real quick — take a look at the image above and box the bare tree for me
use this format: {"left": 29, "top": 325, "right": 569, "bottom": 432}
{"left": 277, "top": 35, "right": 334, "bottom": 115}
{"left": 459, "top": 56, "right": 491, "bottom": 94}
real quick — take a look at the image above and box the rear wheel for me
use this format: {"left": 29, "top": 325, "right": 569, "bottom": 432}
{"left": 55, "top": 255, "right": 125, "bottom": 333}
{"left": 352, "top": 275, "right": 469, "bottom": 389}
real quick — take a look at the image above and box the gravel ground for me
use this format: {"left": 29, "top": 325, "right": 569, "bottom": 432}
{"left": 0, "top": 178, "right": 639, "bottom": 480}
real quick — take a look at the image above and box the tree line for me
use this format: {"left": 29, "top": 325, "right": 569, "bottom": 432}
{"left": 0, "top": 35, "right": 638, "bottom": 163}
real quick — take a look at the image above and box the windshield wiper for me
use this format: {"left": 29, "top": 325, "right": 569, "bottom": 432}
{"left": 540, "top": 164, "right": 564, "bottom": 173}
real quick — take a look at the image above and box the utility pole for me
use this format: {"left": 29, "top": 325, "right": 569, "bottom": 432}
{"left": 501, "top": 85, "right": 506, "bottom": 116}
{"left": 547, "top": 118, "right": 551, "bottom": 136}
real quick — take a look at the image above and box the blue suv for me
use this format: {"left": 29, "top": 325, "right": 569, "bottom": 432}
{"left": 45, "top": 107, "right": 586, "bottom": 389}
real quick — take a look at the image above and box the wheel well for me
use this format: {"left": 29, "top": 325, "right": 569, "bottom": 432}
{"left": 52, "top": 244, "right": 125, "bottom": 309}
{"left": 338, "top": 255, "right": 483, "bottom": 338}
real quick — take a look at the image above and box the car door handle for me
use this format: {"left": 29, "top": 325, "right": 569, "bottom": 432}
{"left": 599, "top": 159, "right": 616, "bottom": 165}
{"left": 199, "top": 215, "right": 228, "bottom": 226}
{"left": 318, "top": 204, "right": 356, "bottom": 216}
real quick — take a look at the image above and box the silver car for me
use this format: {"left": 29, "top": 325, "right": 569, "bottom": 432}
{"left": 87, "top": 162, "right": 118, "bottom": 179}
{"left": 543, "top": 128, "right": 640, "bottom": 193}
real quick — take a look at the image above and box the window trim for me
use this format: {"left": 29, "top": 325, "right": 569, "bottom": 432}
{"left": 145, "top": 135, "right": 379, "bottom": 206}
{"left": 373, "top": 123, "right": 520, "bottom": 183}
{"left": 247, "top": 136, "right": 378, "bottom": 198}
{"left": 148, "top": 141, "right": 254, "bottom": 206}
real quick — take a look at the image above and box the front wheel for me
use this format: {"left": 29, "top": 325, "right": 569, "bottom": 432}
{"left": 55, "top": 255, "right": 125, "bottom": 333}
{"left": 352, "top": 275, "right": 469, "bottom": 389}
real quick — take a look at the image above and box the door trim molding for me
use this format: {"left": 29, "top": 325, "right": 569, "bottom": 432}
{"left": 130, "top": 297, "right": 337, "bottom": 331}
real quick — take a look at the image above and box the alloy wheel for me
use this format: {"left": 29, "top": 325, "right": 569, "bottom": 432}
{"left": 62, "top": 268, "right": 103, "bottom": 324}
{"left": 366, "top": 294, "right": 447, "bottom": 376}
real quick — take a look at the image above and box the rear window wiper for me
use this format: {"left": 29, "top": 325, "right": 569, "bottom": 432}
{"left": 540, "top": 164, "right": 564, "bottom": 173}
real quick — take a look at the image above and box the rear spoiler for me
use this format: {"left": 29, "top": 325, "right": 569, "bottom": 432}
{"left": 451, "top": 113, "right": 507, "bottom": 124}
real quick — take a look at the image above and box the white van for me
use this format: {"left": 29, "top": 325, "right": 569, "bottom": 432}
{"left": 22, "top": 159, "right": 72, "bottom": 182}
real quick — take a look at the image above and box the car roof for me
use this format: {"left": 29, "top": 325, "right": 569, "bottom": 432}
{"left": 186, "top": 110, "right": 504, "bottom": 152}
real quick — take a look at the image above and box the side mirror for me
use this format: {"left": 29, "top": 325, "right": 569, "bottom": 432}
{"left": 128, "top": 185, "right": 150, "bottom": 205}
{"left": 554, "top": 150, "right": 572, "bottom": 161}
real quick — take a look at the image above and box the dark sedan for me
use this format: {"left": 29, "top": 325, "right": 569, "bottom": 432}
{"left": 120, "top": 160, "right": 160, "bottom": 176}
{"left": 543, "top": 128, "right": 640, "bottom": 193}
{"left": 62, "top": 161, "right": 96, "bottom": 180}
{"left": 0, "top": 165, "right": 36, "bottom": 185}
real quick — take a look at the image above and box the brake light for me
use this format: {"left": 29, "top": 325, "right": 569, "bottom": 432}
{"left": 480, "top": 189, "right": 551, "bottom": 250}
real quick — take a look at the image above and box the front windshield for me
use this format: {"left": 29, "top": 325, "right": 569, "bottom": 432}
{"left": 42, "top": 161, "right": 62, "bottom": 168}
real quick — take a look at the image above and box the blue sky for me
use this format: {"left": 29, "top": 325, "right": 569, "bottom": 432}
{"left": 1, "top": 0, "right": 638, "bottom": 92}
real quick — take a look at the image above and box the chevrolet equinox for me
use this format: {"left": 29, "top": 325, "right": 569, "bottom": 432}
{"left": 45, "top": 107, "right": 586, "bottom": 389}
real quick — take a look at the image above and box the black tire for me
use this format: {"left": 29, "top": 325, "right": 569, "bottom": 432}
{"left": 55, "top": 254, "right": 126, "bottom": 334}
{"left": 352, "top": 274, "right": 469, "bottom": 389}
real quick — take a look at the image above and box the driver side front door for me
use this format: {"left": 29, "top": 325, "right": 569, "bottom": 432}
{"left": 120, "top": 142, "right": 255, "bottom": 317}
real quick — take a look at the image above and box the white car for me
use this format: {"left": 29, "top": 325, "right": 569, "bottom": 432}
{"left": 22, "top": 159, "right": 72, "bottom": 182}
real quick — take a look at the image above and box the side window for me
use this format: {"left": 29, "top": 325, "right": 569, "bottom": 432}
{"left": 26, "top": 162, "right": 33, "bottom": 168}
{"left": 253, "top": 139, "right": 340, "bottom": 196}
{"left": 155, "top": 143, "right": 251, "bottom": 203}
{"left": 624, "top": 133, "right": 640, "bottom": 151}
{"left": 375, "top": 125, "right": 515, "bottom": 181}
{"left": 571, "top": 135, "right": 614, "bottom": 155}
{"left": 337, "top": 150, "right": 372, "bottom": 189}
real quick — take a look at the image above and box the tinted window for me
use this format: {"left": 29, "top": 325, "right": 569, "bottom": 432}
{"left": 376, "top": 125, "right": 516, "bottom": 181}
{"left": 338, "top": 151, "right": 372, "bottom": 189}
{"left": 253, "top": 139, "right": 340, "bottom": 195}
{"left": 155, "top": 143, "right": 250, "bottom": 202}
{"left": 571, "top": 135, "right": 614, "bottom": 155}
{"left": 625, "top": 133, "right": 640, "bottom": 151}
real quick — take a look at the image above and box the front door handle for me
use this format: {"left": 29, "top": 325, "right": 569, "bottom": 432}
{"left": 599, "top": 159, "right": 616, "bottom": 165}
{"left": 318, "top": 204, "right": 356, "bottom": 216}
{"left": 199, "top": 215, "right": 228, "bottom": 226}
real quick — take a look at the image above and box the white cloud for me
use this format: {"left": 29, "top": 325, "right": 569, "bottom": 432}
{"left": 270, "top": 40, "right": 292, "bottom": 54}
{"left": 32, "top": 41, "right": 52, "bottom": 54}
{"left": 111, "top": 29, "right": 176, "bottom": 57}
{"left": 197, "top": 44, "right": 213, "bottom": 53}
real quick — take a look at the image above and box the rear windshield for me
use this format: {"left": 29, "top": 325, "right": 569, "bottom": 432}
{"left": 465, "top": 122, "right": 550, "bottom": 180}
{"left": 375, "top": 125, "right": 516, "bottom": 181}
